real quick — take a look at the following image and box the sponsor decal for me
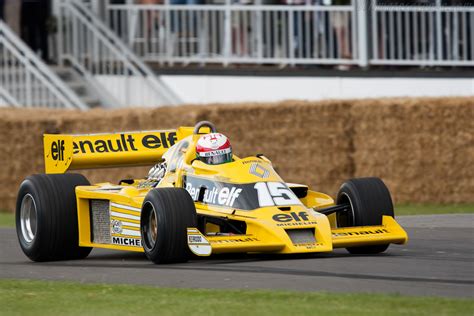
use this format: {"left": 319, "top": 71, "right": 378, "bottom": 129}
{"left": 72, "top": 132, "right": 177, "bottom": 155}
{"left": 188, "top": 235, "right": 206, "bottom": 243}
{"left": 275, "top": 221, "right": 318, "bottom": 227}
{"left": 241, "top": 159, "right": 263, "bottom": 165}
{"left": 249, "top": 163, "right": 270, "bottom": 179}
{"left": 112, "top": 237, "right": 142, "bottom": 247}
{"left": 111, "top": 220, "right": 123, "bottom": 234}
{"left": 199, "top": 148, "right": 231, "bottom": 157}
{"left": 295, "top": 242, "right": 322, "bottom": 248}
{"left": 51, "top": 139, "right": 65, "bottom": 161}
{"left": 183, "top": 176, "right": 301, "bottom": 210}
{"left": 272, "top": 211, "right": 318, "bottom": 227}
{"left": 187, "top": 228, "right": 212, "bottom": 256}
{"left": 272, "top": 211, "right": 310, "bottom": 222}
{"left": 209, "top": 237, "right": 260, "bottom": 244}
{"left": 332, "top": 228, "right": 390, "bottom": 237}
{"left": 186, "top": 182, "right": 242, "bottom": 208}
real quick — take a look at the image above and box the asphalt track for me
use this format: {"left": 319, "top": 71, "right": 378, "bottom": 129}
{"left": 1, "top": 215, "right": 473, "bottom": 298}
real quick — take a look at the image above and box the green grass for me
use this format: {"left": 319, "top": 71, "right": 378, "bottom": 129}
{"left": 395, "top": 204, "right": 474, "bottom": 216}
{"left": 0, "top": 279, "right": 472, "bottom": 316}
{"left": 0, "top": 212, "right": 14, "bottom": 227}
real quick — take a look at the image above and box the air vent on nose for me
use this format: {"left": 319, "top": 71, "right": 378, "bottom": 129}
{"left": 286, "top": 229, "right": 316, "bottom": 245}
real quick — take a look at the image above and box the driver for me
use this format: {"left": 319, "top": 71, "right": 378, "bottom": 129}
{"left": 196, "top": 133, "right": 233, "bottom": 165}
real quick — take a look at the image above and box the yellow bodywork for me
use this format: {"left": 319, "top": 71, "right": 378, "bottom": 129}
{"left": 43, "top": 127, "right": 408, "bottom": 255}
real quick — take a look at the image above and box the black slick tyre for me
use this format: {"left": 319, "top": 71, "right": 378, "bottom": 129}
{"left": 140, "top": 188, "right": 197, "bottom": 264}
{"left": 336, "top": 177, "right": 394, "bottom": 254}
{"left": 15, "top": 173, "right": 92, "bottom": 262}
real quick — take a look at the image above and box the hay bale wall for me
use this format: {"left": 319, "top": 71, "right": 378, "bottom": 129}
{"left": 351, "top": 98, "right": 473, "bottom": 203}
{"left": 1, "top": 97, "right": 472, "bottom": 211}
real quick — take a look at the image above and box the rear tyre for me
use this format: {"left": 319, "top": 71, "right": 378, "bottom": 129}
{"left": 141, "top": 188, "right": 197, "bottom": 264}
{"left": 336, "top": 177, "right": 394, "bottom": 254}
{"left": 15, "top": 174, "right": 92, "bottom": 262}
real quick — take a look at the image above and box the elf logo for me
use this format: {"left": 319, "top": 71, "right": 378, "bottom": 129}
{"left": 51, "top": 140, "right": 65, "bottom": 161}
{"left": 272, "top": 211, "right": 309, "bottom": 222}
{"left": 72, "top": 132, "right": 177, "bottom": 155}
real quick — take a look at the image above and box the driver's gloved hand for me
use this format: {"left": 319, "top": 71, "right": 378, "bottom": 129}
{"left": 148, "top": 163, "right": 166, "bottom": 181}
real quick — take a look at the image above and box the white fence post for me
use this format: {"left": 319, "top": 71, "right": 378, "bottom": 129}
{"left": 223, "top": 0, "right": 232, "bottom": 66}
{"left": 357, "top": 0, "right": 368, "bottom": 67}
{"left": 436, "top": 0, "right": 442, "bottom": 62}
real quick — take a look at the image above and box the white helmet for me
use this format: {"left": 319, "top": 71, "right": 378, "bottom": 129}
{"left": 196, "top": 133, "right": 232, "bottom": 165}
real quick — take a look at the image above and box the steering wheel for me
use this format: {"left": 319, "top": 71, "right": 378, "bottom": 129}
{"left": 193, "top": 121, "right": 217, "bottom": 134}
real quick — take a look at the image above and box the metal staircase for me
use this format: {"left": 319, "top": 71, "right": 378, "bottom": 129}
{"left": 57, "top": 0, "right": 182, "bottom": 108}
{"left": 0, "top": 20, "right": 88, "bottom": 109}
{"left": 1, "top": 0, "right": 182, "bottom": 109}
{"left": 50, "top": 66, "right": 102, "bottom": 108}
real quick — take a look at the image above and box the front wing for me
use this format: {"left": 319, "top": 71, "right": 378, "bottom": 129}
{"left": 196, "top": 215, "right": 407, "bottom": 255}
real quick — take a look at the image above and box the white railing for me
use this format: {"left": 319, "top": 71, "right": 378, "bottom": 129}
{"left": 58, "top": 0, "right": 182, "bottom": 107}
{"left": 104, "top": 2, "right": 358, "bottom": 66}
{"left": 0, "top": 20, "right": 88, "bottom": 109}
{"left": 100, "top": 1, "right": 473, "bottom": 68}
{"left": 0, "top": 85, "right": 20, "bottom": 107}
{"left": 371, "top": 1, "right": 474, "bottom": 66}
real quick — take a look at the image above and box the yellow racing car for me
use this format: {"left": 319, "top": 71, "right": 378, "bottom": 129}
{"left": 16, "top": 121, "right": 408, "bottom": 264}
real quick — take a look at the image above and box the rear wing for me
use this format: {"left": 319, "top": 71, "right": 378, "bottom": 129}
{"left": 44, "top": 127, "right": 194, "bottom": 173}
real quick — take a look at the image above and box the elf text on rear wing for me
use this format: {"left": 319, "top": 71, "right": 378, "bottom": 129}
{"left": 44, "top": 127, "right": 194, "bottom": 173}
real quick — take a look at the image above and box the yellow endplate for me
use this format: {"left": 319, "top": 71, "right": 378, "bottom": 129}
{"left": 187, "top": 228, "right": 212, "bottom": 256}
{"left": 331, "top": 216, "right": 408, "bottom": 248}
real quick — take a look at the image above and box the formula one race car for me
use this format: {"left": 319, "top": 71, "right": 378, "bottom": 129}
{"left": 16, "top": 121, "right": 407, "bottom": 264}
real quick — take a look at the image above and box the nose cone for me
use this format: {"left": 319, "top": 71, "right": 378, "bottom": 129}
{"left": 246, "top": 205, "right": 333, "bottom": 254}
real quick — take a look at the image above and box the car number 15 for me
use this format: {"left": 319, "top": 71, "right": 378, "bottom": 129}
{"left": 254, "top": 182, "right": 301, "bottom": 207}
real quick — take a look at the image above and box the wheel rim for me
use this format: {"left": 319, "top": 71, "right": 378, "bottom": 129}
{"left": 143, "top": 202, "right": 158, "bottom": 250}
{"left": 149, "top": 209, "right": 158, "bottom": 247}
{"left": 20, "top": 194, "right": 37, "bottom": 243}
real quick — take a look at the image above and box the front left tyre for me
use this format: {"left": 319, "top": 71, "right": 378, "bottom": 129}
{"left": 16, "top": 174, "right": 92, "bottom": 261}
{"left": 140, "top": 188, "right": 197, "bottom": 264}
{"left": 336, "top": 177, "right": 394, "bottom": 254}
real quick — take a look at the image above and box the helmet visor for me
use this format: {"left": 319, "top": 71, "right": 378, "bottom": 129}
{"left": 200, "top": 152, "right": 232, "bottom": 165}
